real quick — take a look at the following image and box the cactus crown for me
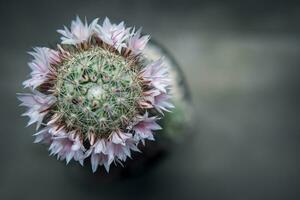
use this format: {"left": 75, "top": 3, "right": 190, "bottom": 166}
{"left": 53, "top": 46, "right": 142, "bottom": 138}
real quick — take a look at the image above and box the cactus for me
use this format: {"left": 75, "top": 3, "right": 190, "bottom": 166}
{"left": 18, "top": 16, "right": 174, "bottom": 172}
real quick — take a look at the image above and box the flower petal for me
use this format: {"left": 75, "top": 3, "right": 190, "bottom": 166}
{"left": 57, "top": 16, "right": 98, "bottom": 45}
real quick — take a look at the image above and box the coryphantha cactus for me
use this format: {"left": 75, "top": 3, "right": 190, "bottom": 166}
{"left": 17, "top": 16, "right": 174, "bottom": 172}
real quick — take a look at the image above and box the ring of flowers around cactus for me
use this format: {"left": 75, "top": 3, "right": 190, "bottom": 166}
{"left": 18, "top": 16, "right": 174, "bottom": 172}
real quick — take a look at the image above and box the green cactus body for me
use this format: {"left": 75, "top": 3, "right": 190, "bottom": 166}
{"left": 53, "top": 46, "right": 142, "bottom": 138}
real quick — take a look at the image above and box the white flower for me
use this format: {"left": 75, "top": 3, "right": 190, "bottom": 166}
{"left": 142, "top": 89, "right": 174, "bottom": 114}
{"left": 153, "top": 92, "right": 174, "bottom": 114}
{"left": 57, "top": 16, "right": 98, "bottom": 45}
{"left": 128, "top": 28, "right": 150, "bottom": 54}
{"left": 132, "top": 112, "right": 161, "bottom": 143}
{"left": 141, "top": 58, "right": 170, "bottom": 92}
{"left": 23, "top": 47, "right": 60, "bottom": 89}
{"left": 33, "top": 127, "right": 52, "bottom": 144}
{"left": 111, "top": 130, "right": 132, "bottom": 145}
{"left": 86, "top": 139, "right": 111, "bottom": 172}
{"left": 95, "top": 17, "right": 130, "bottom": 52}
{"left": 86, "top": 131, "right": 139, "bottom": 172}
{"left": 49, "top": 129, "right": 86, "bottom": 165}
{"left": 107, "top": 131, "right": 137, "bottom": 162}
{"left": 17, "top": 91, "right": 56, "bottom": 129}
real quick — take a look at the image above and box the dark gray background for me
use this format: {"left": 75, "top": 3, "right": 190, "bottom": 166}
{"left": 1, "top": 0, "right": 300, "bottom": 199}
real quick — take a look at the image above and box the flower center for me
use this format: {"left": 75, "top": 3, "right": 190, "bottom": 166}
{"left": 54, "top": 46, "right": 142, "bottom": 137}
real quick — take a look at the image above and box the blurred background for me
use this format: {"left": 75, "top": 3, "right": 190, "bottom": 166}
{"left": 0, "top": 0, "right": 300, "bottom": 199}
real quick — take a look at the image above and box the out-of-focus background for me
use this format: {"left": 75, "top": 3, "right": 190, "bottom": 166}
{"left": 1, "top": 0, "right": 300, "bottom": 199}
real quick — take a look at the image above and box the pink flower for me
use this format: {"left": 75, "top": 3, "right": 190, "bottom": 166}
{"left": 105, "top": 141, "right": 131, "bottom": 163}
{"left": 86, "top": 139, "right": 111, "bottom": 172}
{"left": 23, "top": 47, "right": 60, "bottom": 89}
{"left": 17, "top": 91, "right": 56, "bottom": 129}
{"left": 141, "top": 89, "right": 174, "bottom": 114}
{"left": 152, "top": 91, "right": 174, "bottom": 114}
{"left": 95, "top": 17, "right": 130, "bottom": 52}
{"left": 33, "top": 127, "right": 52, "bottom": 144}
{"left": 141, "top": 58, "right": 170, "bottom": 92}
{"left": 133, "top": 112, "right": 161, "bottom": 143}
{"left": 111, "top": 130, "right": 132, "bottom": 145}
{"left": 49, "top": 129, "right": 85, "bottom": 165}
{"left": 57, "top": 16, "right": 98, "bottom": 45}
{"left": 91, "top": 151, "right": 111, "bottom": 172}
{"left": 154, "top": 92, "right": 174, "bottom": 113}
{"left": 128, "top": 28, "right": 150, "bottom": 54}
{"left": 106, "top": 131, "right": 138, "bottom": 162}
{"left": 87, "top": 131, "right": 139, "bottom": 172}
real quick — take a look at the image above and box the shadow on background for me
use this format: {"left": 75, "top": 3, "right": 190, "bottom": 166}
{"left": 0, "top": 0, "right": 299, "bottom": 199}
